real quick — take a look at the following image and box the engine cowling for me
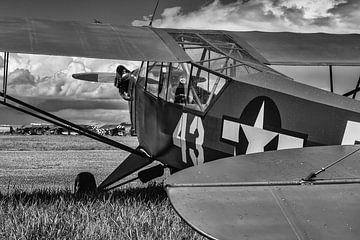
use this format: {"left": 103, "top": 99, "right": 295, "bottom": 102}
{"left": 115, "top": 65, "right": 136, "bottom": 101}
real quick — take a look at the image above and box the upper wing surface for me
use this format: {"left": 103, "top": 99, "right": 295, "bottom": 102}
{"left": 1, "top": 17, "right": 358, "bottom": 65}
{"left": 166, "top": 145, "right": 360, "bottom": 240}
{"left": 0, "top": 17, "right": 190, "bottom": 62}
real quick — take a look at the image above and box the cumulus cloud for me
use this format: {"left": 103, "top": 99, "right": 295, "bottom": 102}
{"left": 0, "top": 53, "right": 138, "bottom": 124}
{"left": 8, "top": 69, "right": 36, "bottom": 86}
{"left": 5, "top": 53, "right": 140, "bottom": 99}
{"left": 133, "top": 0, "right": 360, "bottom": 33}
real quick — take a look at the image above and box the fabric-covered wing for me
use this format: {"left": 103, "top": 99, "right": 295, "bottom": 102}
{"left": 166, "top": 145, "right": 360, "bottom": 240}
{"left": 230, "top": 31, "right": 360, "bottom": 66}
{"left": 0, "top": 17, "right": 190, "bottom": 62}
{"left": 163, "top": 28, "right": 360, "bottom": 66}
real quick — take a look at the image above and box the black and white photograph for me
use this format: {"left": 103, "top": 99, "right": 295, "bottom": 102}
{"left": 0, "top": 0, "right": 359, "bottom": 239}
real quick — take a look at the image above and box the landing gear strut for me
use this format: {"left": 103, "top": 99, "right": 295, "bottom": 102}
{"left": 74, "top": 172, "right": 97, "bottom": 194}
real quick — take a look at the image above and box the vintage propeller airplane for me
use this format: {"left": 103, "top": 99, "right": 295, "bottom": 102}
{"left": 1, "top": 16, "right": 360, "bottom": 239}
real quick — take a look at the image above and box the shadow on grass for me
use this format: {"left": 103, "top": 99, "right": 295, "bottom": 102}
{"left": 0, "top": 182, "right": 168, "bottom": 205}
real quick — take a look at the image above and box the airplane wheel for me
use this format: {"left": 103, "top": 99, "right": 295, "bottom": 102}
{"left": 74, "top": 172, "right": 97, "bottom": 194}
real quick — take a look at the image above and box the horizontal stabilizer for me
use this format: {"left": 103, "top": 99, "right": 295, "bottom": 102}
{"left": 98, "top": 152, "right": 152, "bottom": 190}
{"left": 72, "top": 72, "right": 116, "bottom": 83}
{"left": 166, "top": 145, "right": 360, "bottom": 240}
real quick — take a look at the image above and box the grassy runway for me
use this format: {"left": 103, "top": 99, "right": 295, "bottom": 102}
{"left": 0, "top": 135, "right": 205, "bottom": 239}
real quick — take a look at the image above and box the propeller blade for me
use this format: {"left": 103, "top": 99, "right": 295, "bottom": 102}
{"left": 72, "top": 72, "right": 160, "bottom": 84}
{"left": 72, "top": 72, "right": 116, "bottom": 83}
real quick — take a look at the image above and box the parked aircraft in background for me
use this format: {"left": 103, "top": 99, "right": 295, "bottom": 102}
{"left": 0, "top": 16, "right": 360, "bottom": 239}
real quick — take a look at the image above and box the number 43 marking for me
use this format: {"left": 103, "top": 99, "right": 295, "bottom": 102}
{"left": 172, "top": 113, "right": 204, "bottom": 165}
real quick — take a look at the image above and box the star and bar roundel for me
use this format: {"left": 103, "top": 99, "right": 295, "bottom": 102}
{"left": 221, "top": 96, "right": 307, "bottom": 155}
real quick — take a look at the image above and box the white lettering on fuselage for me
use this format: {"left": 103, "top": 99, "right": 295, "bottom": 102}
{"left": 172, "top": 113, "right": 204, "bottom": 165}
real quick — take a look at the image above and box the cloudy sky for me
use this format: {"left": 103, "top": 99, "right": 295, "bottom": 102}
{"left": 0, "top": 0, "right": 359, "bottom": 125}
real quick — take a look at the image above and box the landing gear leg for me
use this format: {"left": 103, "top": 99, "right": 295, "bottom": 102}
{"left": 74, "top": 172, "right": 97, "bottom": 194}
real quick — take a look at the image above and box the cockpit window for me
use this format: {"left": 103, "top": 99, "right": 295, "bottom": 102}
{"left": 138, "top": 61, "right": 147, "bottom": 89}
{"left": 146, "top": 62, "right": 161, "bottom": 96}
{"left": 159, "top": 63, "right": 170, "bottom": 100}
{"left": 187, "top": 65, "right": 227, "bottom": 111}
{"left": 167, "top": 63, "right": 190, "bottom": 104}
{"left": 167, "top": 31, "right": 263, "bottom": 77}
{"left": 142, "top": 61, "right": 227, "bottom": 112}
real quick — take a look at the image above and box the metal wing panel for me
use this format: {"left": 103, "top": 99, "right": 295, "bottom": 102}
{"left": 166, "top": 145, "right": 360, "bottom": 240}
{"left": 167, "top": 184, "right": 360, "bottom": 240}
{"left": 231, "top": 31, "right": 360, "bottom": 66}
{"left": 0, "top": 17, "right": 191, "bottom": 62}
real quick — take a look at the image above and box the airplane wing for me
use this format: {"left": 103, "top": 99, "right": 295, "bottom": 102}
{"left": 0, "top": 17, "right": 190, "bottom": 62}
{"left": 166, "top": 145, "right": 360, "bottom": 240}
{"left": 164, "top": 29, "right": 360, "bottom": 66}
{"left": 228, "top": 31, "right": 360, "bottom": 66}
{"left": 0, "top": 16, "right": 358, "bottom": 66}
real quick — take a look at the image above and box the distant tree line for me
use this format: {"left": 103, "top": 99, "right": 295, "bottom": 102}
{"left": 0, "top": 122, "right": 135, "bottom": 136}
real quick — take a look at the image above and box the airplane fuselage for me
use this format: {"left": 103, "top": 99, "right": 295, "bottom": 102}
{"left": 129, "top": 61, "right": 360, "bottom": 171}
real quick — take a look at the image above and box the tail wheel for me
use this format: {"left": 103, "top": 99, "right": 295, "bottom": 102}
{"left": 74, "top": 172, "right": 97, "bottom": 194}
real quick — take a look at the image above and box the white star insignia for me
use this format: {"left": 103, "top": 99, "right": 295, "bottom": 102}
{"left": 222, "top": 101, "right": 304, "bottom": 154}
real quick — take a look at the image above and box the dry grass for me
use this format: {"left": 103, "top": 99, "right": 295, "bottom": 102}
{"left": 0, "top": 135, "right": 138, "bottom": 151}
{"left": 0, "top": 135, "right": 205, "bottom": 239}
{"left": 0, "top": 184, "right": 204, "bottom": 240}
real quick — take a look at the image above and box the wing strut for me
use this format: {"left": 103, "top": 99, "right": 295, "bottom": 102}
{"left": 0, "top": 92, "right": 152, "bottom": 160}
{"left": 2, "top": 52, "right": 9, "bottom": 102}
{"left": 303, "top": 145, "right": 360, "bottom": 181}
{"left": 329, "top": 65, "right": 334, "bottom": 93}
{"left": 149, "top": 0, "right": 160, "bottom": 27}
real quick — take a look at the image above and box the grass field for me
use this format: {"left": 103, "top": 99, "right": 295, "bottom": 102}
{"left": 0, "top": 135, "right": 205, "bottom": 240}
{"left": 0, "top": 135, "right": 138, "bottom": 151}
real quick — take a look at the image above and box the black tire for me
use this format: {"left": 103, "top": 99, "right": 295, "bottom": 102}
{"left": 74, "top": 172, "right": 97, "bottom": 194}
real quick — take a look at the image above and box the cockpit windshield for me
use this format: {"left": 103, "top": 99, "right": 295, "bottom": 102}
{"left": 141, "top": 61, "right": 227, "bottom": 112}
